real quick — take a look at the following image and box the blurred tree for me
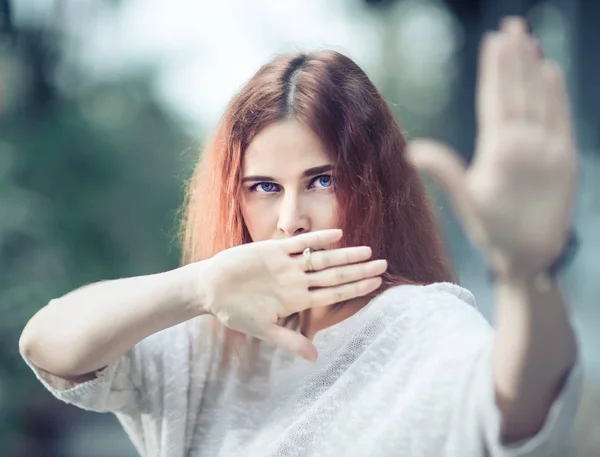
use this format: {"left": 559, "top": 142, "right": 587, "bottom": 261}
{"left": 0, "top": 3, "right": 194, "bottom": 454}
{"left": 362, "top": 0, "right": 399, "bottom": 8}
{"left": 2, "top": 1, "right": 598, "bottom": 456}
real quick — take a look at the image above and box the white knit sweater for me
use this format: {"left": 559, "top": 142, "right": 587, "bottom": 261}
{"left": 24, "top": 282, "right": 582, "bottom": 457}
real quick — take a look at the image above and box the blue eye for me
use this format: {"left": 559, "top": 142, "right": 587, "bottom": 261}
{"left": 312, "top": 174, "right": 333, "bottom": 188}
{"left": 251, "top": 182, "right": 279, "bottom": 193}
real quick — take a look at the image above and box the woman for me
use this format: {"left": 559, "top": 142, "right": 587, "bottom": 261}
{"left": 19, "top": 17, "right": 582, "bottom": 457}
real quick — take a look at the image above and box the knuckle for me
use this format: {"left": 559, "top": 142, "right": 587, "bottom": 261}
{"left": 356, "top": 281, "right": 367, "bottom": 296}
{"left": 311, "top": 256, "right": 320, "bottom": 272}
{"left": 296, "top": 255, "right": 306, "bottom": 272}
{"left": 316, "top": 234, "right": 324, "bottom": 247}
{"left": 302, "top": 272, "right": 312, "bottom": 290}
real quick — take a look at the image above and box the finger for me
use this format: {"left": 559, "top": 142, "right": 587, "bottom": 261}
{"left": 476, "top": 32, "right": 503, "bottom": 130}
{"left": 501, "top": 19, "right": 544, "bottom": 121}
{"left": 540, "top": 60, "right": 572, "bottom": 137}
{"left": 501, "top": 29, "right": 530, "bottom": 119}
{"left": 283, "top": 229, "right": 343, "bottom": 254}
{"left": 526, "top": 39, "right": 546, "bottom": 120}
{"left": 308, "top": 259, "right": 387, "bottom": 288}
{"left": 308, "top": 276, "right": 382, "bottom": 308}
{"left": 500, "top": 16, "right": 528, "bottom": 34}
{"left": 405, "top": 139, "right": 468, "bottom": 211}
{"left": 298, "top": 245, "right": 373, "bottom": 272}
{"left": 264, "top": 324, "right": 318, "bottom": 362}
{"left": 521, "top": 37, "right": 545, "bottom": 119}
{"left": 532, "top": 37, "right": 544, "bottom": 59}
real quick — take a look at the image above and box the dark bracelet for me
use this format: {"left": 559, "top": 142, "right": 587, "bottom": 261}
{"left": 488, "top": 230, "right": 579, "bottom": 284}
{"left": 546, "top": 230, "right": 579, "bottom": 277}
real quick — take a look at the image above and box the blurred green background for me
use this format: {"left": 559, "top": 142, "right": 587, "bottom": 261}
{"left": 1, "top": 0, "right": 598, "bottom": 456}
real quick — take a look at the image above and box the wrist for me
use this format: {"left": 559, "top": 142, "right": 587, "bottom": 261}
{"left": 493, "top": 269, "right": 559, "bottom": 297}
{"left": 487, "top": 230, "right": 578, "bottom": 293}
{"left": 169, "top": 262, "right": 212, "bottom": 318}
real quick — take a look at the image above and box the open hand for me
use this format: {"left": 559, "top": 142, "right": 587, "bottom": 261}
{"left": 406, "top": 17, "right": 578, "bottom": 278}
{"left": 200, "top": 229, "right": 386, "bottom": 362}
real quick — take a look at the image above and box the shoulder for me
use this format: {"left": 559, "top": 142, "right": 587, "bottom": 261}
{"left": 370, "top": 282, "right": 494, "bottom": 345}
{"left": 374, "top": 281, "right": 480, "bottom": 316}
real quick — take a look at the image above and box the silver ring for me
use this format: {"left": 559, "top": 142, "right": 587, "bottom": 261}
{"left": 303, "top": 247, "right": 314, "bottom": 272}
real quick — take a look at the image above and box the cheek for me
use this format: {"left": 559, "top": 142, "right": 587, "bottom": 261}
{"left": 240, "top": 198, "right": 277, "bottom": 241}
{"left": 309, "top": 193, "right": 338, "bottom": 227}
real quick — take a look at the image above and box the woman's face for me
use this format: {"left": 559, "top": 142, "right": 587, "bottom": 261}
{"left": 240, "top": 119, "right": 337, "bottom": 242}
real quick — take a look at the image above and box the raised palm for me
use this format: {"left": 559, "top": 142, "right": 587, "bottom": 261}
{"left": 407, "top": 18, "right": 577, "bottom": 277}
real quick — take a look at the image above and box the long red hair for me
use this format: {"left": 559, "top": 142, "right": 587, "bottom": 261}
{"left": 181, "top": 50, "right": 454, "bottom": 293}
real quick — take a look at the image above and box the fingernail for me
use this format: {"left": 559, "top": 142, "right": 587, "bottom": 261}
{"left": 501, "top": 16, "right": 528, "bottom": 34}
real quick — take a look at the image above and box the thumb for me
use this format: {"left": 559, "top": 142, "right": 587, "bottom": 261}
{"left": 405, "top": 139, "right": 468, "bottom": 204}
{"left": 405, "top": 139, "right": 478, "bottom": 228}
{"left": 406, "top": 139, "right": 491, "bottom": 248}
{"left": 265, "top": 324, "right": 318, "bottom": 363}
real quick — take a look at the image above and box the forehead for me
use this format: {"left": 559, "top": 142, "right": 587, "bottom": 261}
{"left": 243, "top": 119, "right": 331, "bottom": 176}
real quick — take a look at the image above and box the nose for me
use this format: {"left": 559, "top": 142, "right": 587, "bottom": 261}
{"left": 277, "top": 191, "right": 310, "bottom": 237}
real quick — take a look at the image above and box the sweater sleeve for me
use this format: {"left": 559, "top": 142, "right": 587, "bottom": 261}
{"left": 472, "top": 340, "right": 583, "bottom": 457}
{"left": 435, "top": 293, "right": 583, "bottom": 457}
{"left": 21, "top": 317, "right": 208, "bottom": 416}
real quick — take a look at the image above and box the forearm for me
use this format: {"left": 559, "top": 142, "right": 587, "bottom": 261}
{"left": 492, "top": 274, "right": 578, "bottom": 442}
{"left": 19, "top": 262, "right": 208, "bottom": 378}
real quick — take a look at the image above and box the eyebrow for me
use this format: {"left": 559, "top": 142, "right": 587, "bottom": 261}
{"left": 241, "top": 164, "right": 334, "bottom": 183}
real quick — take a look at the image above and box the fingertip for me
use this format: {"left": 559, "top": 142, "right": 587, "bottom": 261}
{"left": 307, "top": 352, "right": 319, "bottom": 364}
{"left": 354, "top": 245, "right": 373, "bottom": 259}
{"left": 326, "top": 228, "right": 344, "bottom": 244}
{"left": 320, "top": 228, "right": 343, "bottom": 239}
{"left": 300, "top": 343, "right": 318, "bottom": 363}
{"left": 268, "top": 324, "right": 319, "bottom": 362}
{"left": 500, "top": 16, "right": 528, "bottom": 34}
{"left": 365, "top": 276, "right": 383, "bottom": 294}
{"left": 405, "top": 140, "right": 466, "bottom": 182}
{"left": 371, "top": 258, "right": 388, "bottom": 273}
